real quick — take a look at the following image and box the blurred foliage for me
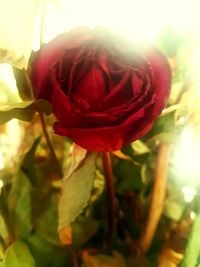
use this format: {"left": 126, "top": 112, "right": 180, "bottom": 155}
{"left": 0, "top": 27, "right": 200, "bottom": 267}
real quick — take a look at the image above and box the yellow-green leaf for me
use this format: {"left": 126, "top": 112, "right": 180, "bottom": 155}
{"left": 131, "top": 140, "right": 150, "bottom": 154}
{"left": 58, "top": 152, "right": 97, "bottom": 231}
{"left": 0, "top": 99, "right": 52, "bottom": 125}
{"left": 2, "top": 240, "right": 35, "bottom": 267}
{"left": 8, "top": 171, "right": 32, "bottom": 238}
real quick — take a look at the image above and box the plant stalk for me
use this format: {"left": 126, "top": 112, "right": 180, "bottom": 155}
{"left": 37, "top": 0, "right": 62, "bottom": 179}
{"left": 38, "top": 111, "right": 62, "bottom": 179}
{"left": 180, "top": 209, "right": 200, "bottom": 267}
{"left": 102, "top": 152, "right": 115, "bottom": 251}
{"left": 140, "top": 143, "right": 171, "bottom": 253}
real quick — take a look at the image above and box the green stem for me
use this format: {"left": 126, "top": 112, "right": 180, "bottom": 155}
{"left": 180, "top": 210, "right": 200, "bottom": 267}
{"left": 24, "top": 70, "right": 62, "bottom": 179}
{"left": 37, "top": 0, "right": 62, "bottom": 179}
{"left": 25, "top": 71, "right": 35, "bottom": 100}
{"left": 38, "top": 111, "right": 62, "bottom": 179}
{"left": 102, "top": 152, "right": 115, "bottom": 251}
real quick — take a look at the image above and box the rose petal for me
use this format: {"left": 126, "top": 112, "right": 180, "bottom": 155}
{"left": 31, "top": 29, "right": 171, "bottom": 152}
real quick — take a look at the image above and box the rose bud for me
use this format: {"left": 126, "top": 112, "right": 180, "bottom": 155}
{"left": 31, "top": 28, "right": 171, "bottom": 152}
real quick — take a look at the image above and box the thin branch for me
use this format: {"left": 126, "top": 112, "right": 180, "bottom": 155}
{"left": 102, "top": 152, "right": 115, "bottom": 251}
{"left": 24, "top": 68, "right": 62, "bottom": 179}
{"left": 38, "top": 111, "right": 62, "bottom": 179}
{"left": 37, "top": 0, "right": 62, "bottom": 179}
{"left": 69, "top": 245, "right": 78, "bottom": 267}
{"left": 140, "top": 143, "right": 171, "bottom": 253}
{"left": 25, "top": 71, "right": 35, "bottom": 99}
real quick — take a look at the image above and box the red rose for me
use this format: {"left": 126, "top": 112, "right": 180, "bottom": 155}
{"left": 31, "top": 28, "right": 171, "bottom": 152}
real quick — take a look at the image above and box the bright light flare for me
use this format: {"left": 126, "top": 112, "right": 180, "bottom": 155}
{"left": 0, "top": 153, "right": 4, "bottom": 170}
{"left": 190, "top": 211, "right": 196, "bottom": 220}
{"left": 0, "top": 179, "right": 3, "bottom": 195}
{"left": 34, "top": 0, "right": 200, "bottom": 45}
{"left": 0, "top": 64, "right": 18, "bottom": 94}
{"left": 0, "top": 66, "right": 22, "bottom": 168}
{"left": 181, "top": 186, "right": 197, "bottom": 203}
{"left": 174, "top": 126, "right": 200, "bottom": 186}
{"left": 0, "top": 120, "right": 22, "bottom": 169}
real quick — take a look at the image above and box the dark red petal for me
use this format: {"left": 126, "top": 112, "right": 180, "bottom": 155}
{"left": 53, "top": 106, "right": 152, "bottom": 152}
{"left": 73, "top": 64, "right": 106, "bottom": 110}
{"left": 31, "top": 29, "right": 92, "bottom": 98}
{"left": 141, "top": 47, "right": 171, "bottom": 117}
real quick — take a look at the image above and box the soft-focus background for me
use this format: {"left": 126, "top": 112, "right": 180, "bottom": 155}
{"left": 1, "top": 0, "right": 200, "bottom": 266}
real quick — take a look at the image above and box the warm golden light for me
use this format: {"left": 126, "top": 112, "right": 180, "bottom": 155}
{"left": 0, "top": 64, "right": 18, "bottom": 94}
{"left": 0, "top": 179, "right": 3, "bottom": 197}
{"left": 0, "top": 153, "right": 4, "bottom": 170}
{"left": 0, "top": 65, "right": 22, "bottom": 169}
{"left": 0, "top": 0, "right": 38, "bottom": 68}
{"left": 190, "top": 211, "right": 196, "bottom": 220}
{"left": 174, "top": 126, "right": 200, "bottom": 186}
{"left": 36, "top": 0, "right": 200, "bottom": 44}
{"left": 182, "top": 186, "right": 197, "bottom": 203}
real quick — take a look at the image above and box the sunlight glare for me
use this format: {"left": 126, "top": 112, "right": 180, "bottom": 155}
{"left": 0, "top": 64, "right": 18, "bottom": 93}
{"left": 190, "top": 211, "right": 196, "bottom": 220}
{"left": 0, "top": 153, "right": 4, "bottom": 170}
{"left": 39, "top": 0, "right": 200, "bottom": 44}
{"left": 174, "top": 127, "right": 200, "bottom": 186}
{"left": 0, "top": 179, "right": 3, "bottom": 195}
{"left": 181, "top": 186, "right": 197, "bottom": 203}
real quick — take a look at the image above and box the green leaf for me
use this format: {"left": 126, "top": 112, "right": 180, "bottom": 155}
{"left": 114, "top": 161, "right": 142, "bottom": 193}
{"left": 12, "top": 68, "right": 33, "bottom": 101}
{"left": 163, "top": 179, "right": 185, "bottom": 221}
{"left": 36, "top": 193, "right": 61, "bottom": 246}
{"left": 144, "top": 112, "right": 175, "bottom": 140}
{"left": 2, "top": 240, "right": 35, "bottom": 267}
{"left": 69, "top": 143, "right": 87, "bottom": 175}
{"left": 0, "top": 214, "right": 10, "bottom": 247}
{"left": 161, "top": 104, "right": 180, "bottom": 116}
{"left": 148, "top": 132, "right": 176, "bottom": 143}
{"left": 72, "top": 216, "right": 100, "bottom": 246}
{"left": 0, "top": 99, "right": 52, "bottom": 125}
{"left": 82, "top": 251, "right": 127, "bottom": 267}
{"left": 141, "top": 164, "right": 152, "bottom": 185}
{"left": 21, "top": 137, "right": 41, "bottom": 185}
{"left": 131, "top": 140, "right": 150, "bottom": 154}
{"left": 27, "top": 234, "right": 69, "bottom": 267}
{"left": 0, "top": 243, "right": 4, "bottom": 267}
{"left": 58, "top": 152, "right": 97, "bottom": 231}
{"left": 8, "top": 171, "right": 32, "bottom": 238}
{"left": 164, "top": 197, "right": 185, "bottom": 221}
{"left": 90, "top": 169, "right": 105, "bottom": 203}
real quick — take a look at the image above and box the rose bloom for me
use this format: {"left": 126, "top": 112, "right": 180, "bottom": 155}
{"left": 31, "top": 28, "right": 171, "bottom": 152}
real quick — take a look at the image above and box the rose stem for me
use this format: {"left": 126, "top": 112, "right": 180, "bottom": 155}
{"left": 102, "top": 152, "right": 115, "bottom": 251}
{"left": 140, "top": 142, "right": 171, "bottom": 253}
{"left": 69, "top": 245, "right": 78, "bottom": 267}
{"left": 36, "top": 0, "right": 62, "bottom": 179}
{"left": 38, "top": 111, "right": 63, "bottom": 179}
{"left": 25, "top": 70, "right": 62, "bottom": 179}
